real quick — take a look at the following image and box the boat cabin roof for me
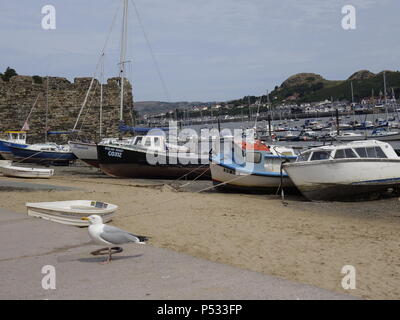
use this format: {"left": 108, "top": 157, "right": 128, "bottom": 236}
{"left": 297, "top": 140, "right": 398, "bottom": 162}
{"left": 3, "top": 131, "right": 27, "bottom": 142}
{"left": 127, "top": 135, "right": 166, "bottom": 151}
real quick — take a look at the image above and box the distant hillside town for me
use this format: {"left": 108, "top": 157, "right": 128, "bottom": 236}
{"left": 139, "top": 70, "right": 400, "bottom": 126}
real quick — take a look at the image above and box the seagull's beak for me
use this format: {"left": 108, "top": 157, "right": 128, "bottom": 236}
{"left": 81, "top": 217, "right": 89, "bottom": 221}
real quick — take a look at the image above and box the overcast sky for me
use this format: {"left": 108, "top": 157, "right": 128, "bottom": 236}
{"left": 0, "top": 0, "right": 399, "bottom": 102}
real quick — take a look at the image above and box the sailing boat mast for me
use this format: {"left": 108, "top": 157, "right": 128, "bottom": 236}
{"left": 45, "top": 76, "right": 49, "bottom": 143}
{"left": 383, "top": 71, "right": 388, "bottom": 121}
{"left": 383, "top": 71, "right": 388, "bottom": 105}
{"left": 350, "top": 81, "right": 354, "bottom": 104}
{"left": 119, "top": 0, "right": 129, "bottom": 124}
{"left": 99, "top": 53, "right": 104, "bottom": 139}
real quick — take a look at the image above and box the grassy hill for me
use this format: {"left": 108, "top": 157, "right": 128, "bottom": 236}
{"left": 229, "top": 70, "right": 400, "bottom": 106}
{"left": 304, "top": 71, "right": 400, "bottom": 102}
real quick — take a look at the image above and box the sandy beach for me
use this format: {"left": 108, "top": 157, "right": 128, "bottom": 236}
{"left": 0, "top": 165, "right": 399, "bottom": 300}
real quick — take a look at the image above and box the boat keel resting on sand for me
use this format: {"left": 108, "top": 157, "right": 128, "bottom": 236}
{"left": 283, "top": 140, "right": 400, "bottom": 201}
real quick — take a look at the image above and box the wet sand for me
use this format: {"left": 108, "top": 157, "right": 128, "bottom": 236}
{"left": 0, "top": 164, "right": 399, "bottom": 299}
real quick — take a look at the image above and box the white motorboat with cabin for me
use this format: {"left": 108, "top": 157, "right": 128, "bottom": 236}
{"left": 331, "top": 131, "right": 367, "bottom": 142}
{"left": 283, "top": 140, "right": 400, "bottom": 201}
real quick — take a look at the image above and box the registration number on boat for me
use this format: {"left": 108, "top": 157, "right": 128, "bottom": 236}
{"left": 105, "top": 147, "right": 123, "bottom": 158}
{"left": 91, "top": 201, "right": 108, "bottom": 209}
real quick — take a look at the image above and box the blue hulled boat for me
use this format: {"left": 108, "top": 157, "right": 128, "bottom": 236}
{"left": 210, "top": 140, "right": 298, "bottom": 193}
{"left": 8, "top": 143, "right": 77, "bottom": 164}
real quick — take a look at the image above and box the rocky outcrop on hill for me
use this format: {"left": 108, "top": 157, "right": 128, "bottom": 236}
{"left": 280, "top": 73, "right": 326, "bottom": 89}
{"left": 347, "top": 70, "right": 375, "bottom": 81}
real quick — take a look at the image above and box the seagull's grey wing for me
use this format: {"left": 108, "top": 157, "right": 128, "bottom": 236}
{"left": 100, "top": 225, "right": 141, "bottom": 244}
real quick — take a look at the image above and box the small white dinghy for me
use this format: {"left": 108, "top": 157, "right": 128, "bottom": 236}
{"left": 0, "top": 160, "right": 54, "bottom": 178}
{"left": 25, "top": 200, "right": 118, "bottom": 226}
{"left": 0, "top": 164, "right": 54, "bottom": 178}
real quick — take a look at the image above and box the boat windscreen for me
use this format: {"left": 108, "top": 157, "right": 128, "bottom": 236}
{"left": 245, "top": 152, "right": 262, "bottom": 163}
{"left": 310, "top": 151, "right": 331, "bottom": 161}
{"left": 297, "top": 151, "right": 311, "bottom": 162}
{"left": 355, "top": 147, "right": 387, "bottom": 159}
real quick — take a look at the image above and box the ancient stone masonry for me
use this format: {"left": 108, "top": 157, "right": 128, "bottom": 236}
{"left": 0, "top": 75, "right": 134, "bottom": 143}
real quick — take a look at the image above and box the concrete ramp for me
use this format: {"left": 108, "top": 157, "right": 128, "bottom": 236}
{"left": 0, "top": 209, "right": 356, "bottom": 300}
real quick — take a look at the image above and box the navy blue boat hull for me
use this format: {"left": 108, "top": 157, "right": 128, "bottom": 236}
{"left": 9, "top": 146, "right": 77, "bottom": 164}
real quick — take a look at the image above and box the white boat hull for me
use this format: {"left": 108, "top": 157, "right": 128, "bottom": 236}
{"left": 25, "top": 200, "right": 117, "bottom": 227}
{"left": 210, "top": 161, "right": 294, "bottom": 192}
{"left": 336, "top": 135, "right": 367, "bottom": 142}
{"left": 367, "top": 132, "right": 400, "bottom": 141}
{"left": 0, "top": 165, "right": 54, "bottom": 178}
{"left": 68, "top": 141, "right": 98, "bottom": 167}
{"left": 284, "top": 159, "right": 400, "bottom": 201}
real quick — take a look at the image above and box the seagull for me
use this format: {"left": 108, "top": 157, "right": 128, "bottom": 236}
{"left": 81, "top": 215, "right": 148, "bottom": 263}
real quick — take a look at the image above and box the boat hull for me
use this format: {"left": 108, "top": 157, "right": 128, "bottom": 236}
{"left": 284, "top": 159, "right": 400, "bottom": 201}
{"left": 97, "top": 144, "right": 211, "bottom": 179}
{"left": 26, "top": 208, "right": 114, "bottom": 226}
{"left": 0, "top": 166, "right": 54, "bottom": 178}
{"left": 9, "top": 145, "right": 77, "bottom": 164}
{"left": 25, "top": 200, "right": 117, "bottom": 227}
{"left": 336, "top": 135, "right": 367, "bottom": 142}
{"left": 367, "top": 132, "right": 400, "bottom": 141}
{"left": 68, "top": 141, "right": 99, "bottom": 168}
{"left": 0, "top": 140, "right": 28, "bottom": 160}
{"left": 210, "top": 161, "right": 295, "bottom": 193}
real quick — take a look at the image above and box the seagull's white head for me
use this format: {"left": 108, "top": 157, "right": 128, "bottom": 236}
{"left": 81, "top": 215, "right": 103, "bottom": 225}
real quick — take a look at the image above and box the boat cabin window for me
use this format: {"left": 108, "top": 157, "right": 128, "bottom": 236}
{"left": 374, "top": 147, "right": 387, "bottom": 158}
{"left": 297, "top": 151, "right": 311, "bottom": 162}
{"left": 154, "top": 137, "right": 160, "bottom": 146}
{"left": 310, "top": 151, "right": 331, "bottom": 161}
{"left": 245, "top": 152, "right": 262, "bottom": 163}
{"left": 335, "top": 148, "right": 357, "bottom": 159}
{"left": 355, "top": 147, "right": 387, "bottom": 159}
{"left": 134, "top": 137, "right": 143, "bottom": 146}
{"left": 144, "top": 138, "right": 152, "bottom": 147}
{"left": 345, "top": 149, "right": 357, "bottom": 158}
{"left": 334, "top": 149, "right": 345, "bottom": 159}
{"left": 355, "top": 147, "right": 367, "bottom": 158}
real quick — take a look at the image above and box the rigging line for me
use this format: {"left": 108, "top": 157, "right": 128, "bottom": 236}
{"left": 196, "top": 173, "right": 253, "bottom": 193}
{"left": 129, "top": 0, "right": 171, "bottom": 101}
{"left": 21, "top": 93, "right": 41, "bottom": 130}
{"left": 175, "top": 166, "right": 210, "bottom": 189}
{"left": 79, "top": 81, "right": 100, "bottom": 132}
{"left": 171, "top": 162, "right": 209, "bottom": 182}
{"left": 73, "top": 3, "right": 121, "bottom": 131}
